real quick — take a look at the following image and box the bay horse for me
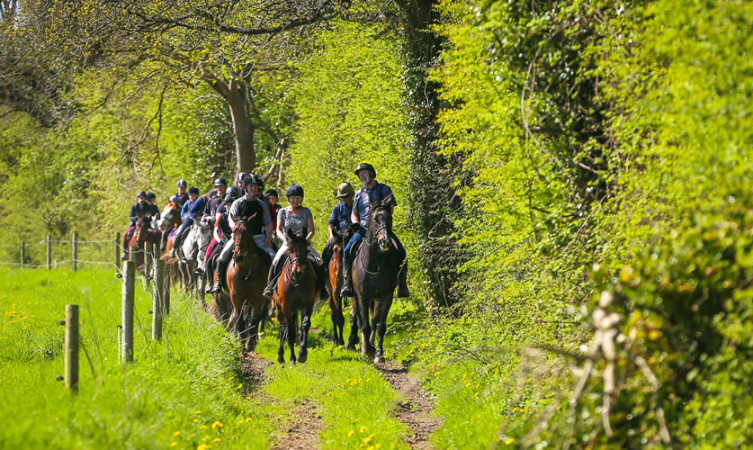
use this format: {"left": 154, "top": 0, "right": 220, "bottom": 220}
{"left": 158, "top": 200, "right": 183, "bottom": 286}
{"left": 226, "top": 218, "right": 271, "bottom": 352}
{"left": 347, "top": 196, "right": 400, "bottom": 363}
{"left": 328, "top": 227, "right": 354, "bottom": 346}
{"left": 129, "top": 215, "right": 161, "bottom": 272}
{"left": 273, "top": 227, "right": 318, "bottom": 366}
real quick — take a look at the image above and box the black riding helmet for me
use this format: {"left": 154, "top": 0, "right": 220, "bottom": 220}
{"left": 223, "top": 191, "right": 236, "bottom": 204}
{"left": 264, "top": 188, "right": 279, "bottom": 199}
{"left": 188, "top": 186, "right": 200, "bottom": 195}
{"left": 243, "top": 174, "right": 263, "bottom": 188}
{"left": 354, "top": 163, "right": 376, "bottom": 178}
{"left": 176, "top": 179, "right": 187, "bottom": 188}
{"left": 286, "top": 184, "right": 304, "bottom": 198}
{"left": 214, "top": 177, "right": 227, "bottom": 187}
{"left": 136, "top": 190, "right": 147, "bottom": 199}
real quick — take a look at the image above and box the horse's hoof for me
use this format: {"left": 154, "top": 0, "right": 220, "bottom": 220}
{"left": 298, "top": 354, "right": 307, "bottom": 364}
{"left": 374, "top": 355, "right": 385, "bottom": 364}
{"left": 288, "top": 361, "right": 296, "bottom": 368}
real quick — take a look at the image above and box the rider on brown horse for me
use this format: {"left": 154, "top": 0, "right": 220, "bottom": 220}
{"left": 121, "top": 190, "right": 153, "bottom": 260}
{"left": 262, "top": 184, "right": 328, "bottom": 300}
{"left": 210, "top": 174, "right": 275, "bottom": 293}
{"left": 322, "top": 182, "right": 355, "bottom": 271}
{"left": 340, "top": 163, "right": 409, "bottom": 298}
{"left": 160, "top": 179, "right": 190, "bottom": 252}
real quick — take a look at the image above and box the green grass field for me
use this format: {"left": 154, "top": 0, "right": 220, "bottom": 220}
{"left": 0, "top": 268, "right": 425, "bottom": 449}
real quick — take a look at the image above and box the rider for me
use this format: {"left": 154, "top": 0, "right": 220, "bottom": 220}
{"left": 203, "top": 178, "right": 227, "bottom": 219}
{"left": 235, "top": 172, "right": 247, "bottom": 192}
{"left": 210, "top": 174, "right": 276, "bottom": 293}
{"left": 262, "top": 184, "right": 328, "bottom": 300}
{"left": 121, "top": 190, "right": 151, "bottom": 260}
{"left": 340, "top": 163, "right": 409, "bottom": 298}
{"left": 204, "top": 190, "right": 239, "bottom": 293}
{"left": 263, "top": 188, "right": 281, "bottom": 225}
{"left": 321, "top": 182, "right": 354, "bottom": 269}
{"left": 146, "top": 192, "right": 160, "bottom": 222}
{"left": 171, "top": 186, "right": 206, "bottom": 257}
{"left": 175, "top": 179, "right": 189, "bottom": 206}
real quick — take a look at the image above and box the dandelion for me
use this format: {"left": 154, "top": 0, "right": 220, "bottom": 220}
{"left": 170, "top": 443, "right": 178, "bottom": 448}
{"left": 211, "top": 421, "right": 223, "bottom": 430}
{"left": 173, "top": 431, "right": 182, "bottom": 436}
{"left": 212, "top": 438, "right": 221, "bottom": 443}
{"left": 245, "top": 417, "right": 253, "bottom": 423}
{"left": 195, "top": 410, "right": 202, "bottom": 415}
{"left": 232, "top": 435, "right": 238, "bottom": 440}
{"left": 366, "top": 378, "right": 372, "bottom": 382}
{"left": 201, "top": 425, "right": 207, "bottom": 430}
{"left": 192, "top": 419, "right": 199, "bottom": 423}
{"left": 236, "top": 420, "right": 244, "bottom": 425}
{"left": 348, "top": 430, "right": 356, "bottom": 437}
{"left": 505, "top": 437, "right": 515, "bottom": 445}
{"left": 360, "top": 426, "right": 368, "bottom": 433}
{"left": 364, "top": 433, "right": 375, "bottom": 444}
{"left": 197, "top": 445, "right": 210, "bottom": 450}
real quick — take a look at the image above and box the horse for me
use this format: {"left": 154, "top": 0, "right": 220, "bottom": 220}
{"left": 347, "top": 196, "right": 401, "bottom": 364}
{"left": 177, "top": 216, "right": 213, "bottom": 297}
{"left": 158, "top": 200, "right": 183, "bottom": 286}
{"left": 129, "top": 215, "right": 161, "bottom": 272}
{"left": 273, "top": 227, "right": 319, "bottom": 366}
{"left": 328, "top": 227, "right": 354, "bottom": 346}
{"left": 225, "top": 218, "right": 271, "bottom": 352}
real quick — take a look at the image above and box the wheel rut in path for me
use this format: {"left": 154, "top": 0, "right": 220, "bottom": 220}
{"left": 240, "top": 353, "right": 322, "bottom": 450}
{"left": 378, "top": 361, "right": 443, "bottom": 449}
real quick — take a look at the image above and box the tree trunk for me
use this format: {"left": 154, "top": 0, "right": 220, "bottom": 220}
{"left": 397, "top": 0, "right": 466, "bottom": 308}
{"left": 226, "top": 79, "right": 255, "bottom": 173}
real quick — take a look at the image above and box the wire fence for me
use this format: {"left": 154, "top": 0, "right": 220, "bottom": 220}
{"left": 0, "top": 232, "right": 122, "bottom": 271}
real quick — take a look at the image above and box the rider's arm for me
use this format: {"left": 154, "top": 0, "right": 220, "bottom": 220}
{"left": 275, "top": 209, "right": 286, "bottom": 243}
{"left": 213, "top": 214, "right": 223, "bottom": 242}
{"left": 306, "top": 212, "right": 315, "bottom": 243}
{"left": 328, "top": 223, "right": 335, "bottom": 242}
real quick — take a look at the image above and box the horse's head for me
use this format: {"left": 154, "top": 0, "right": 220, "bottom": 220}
{"left": 286, "top": 227, "right": 310, "bottom": 284}
{"left": 232, "top": 214, "right": 256, "bottom": 263}
{"left": 368, "top": 196, "right": 395, "bottom": 252}
{"left": 158, "top": 201, "right": 180, "bottom": 230}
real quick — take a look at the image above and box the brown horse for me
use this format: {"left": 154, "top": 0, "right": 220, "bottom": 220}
{"left": 158, "top": 200, "right": 184, "bottom": 288}
{"left": 273, "top": 227, "right": 318, "bottom": 366}
{"left": 226, "top": 219, "right": 271, "bottom": 352}
{"left": 129, "top": 215, "right": 161, "bottom": 272}
{"left": 328, "top": 227, "right": 354, "bottom": 346}
{"left": 348, "top": 196, "right": 400, "bottom": 363}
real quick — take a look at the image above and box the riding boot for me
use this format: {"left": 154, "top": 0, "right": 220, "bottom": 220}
{"left": 263, "top": 257, "right": 284, "bottom": 298}
{"left": 211, "top": 258, "right": 228, "bottom": 293}
{"left": 121, "top": 249, "right": 129, "bottom": 261}
{"left": 397, "top": 261, "right": 410, "bottom": 298}
{"left": 340, "top": 258, "right": 354, "bottom": 297}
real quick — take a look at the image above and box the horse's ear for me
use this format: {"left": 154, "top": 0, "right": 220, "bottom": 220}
{"left": 286, "top": 227, "right": 296, "bottom": 240}
{"left": 384, "top": 194, "right": 396, "bottom": 207}
{"left": 301, "top": 227, "right": 308, "bottom": 239}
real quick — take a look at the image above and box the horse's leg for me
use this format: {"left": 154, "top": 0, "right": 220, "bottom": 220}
{"left": 346, "top": 300, "right": 360, "bottom": 351}
{"left": 373, "top": 296, "right": 393, "bottom": 364}
{"left": 358, "top": 296, "right": 374, "bottom": 357}
{"left": 239, "top": 302, "right": 252, "bottom": 352}
{"left": 298, "top": 307, "right": 313, "bottom": 363}
{"left": 277, "top": 321, "right": 287, "bottom": 365}
{"left": 287, "top": 313, "right": 298, "bottom": 367}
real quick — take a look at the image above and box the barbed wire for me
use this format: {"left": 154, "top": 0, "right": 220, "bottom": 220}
{"left": 0, "top": 260, "right": 118, "bottom": 268}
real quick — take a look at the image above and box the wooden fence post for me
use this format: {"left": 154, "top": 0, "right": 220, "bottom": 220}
{"left": 152, "top": 259, "right": 165, "bottom": 341}
{"left": 72, "top": 232, "right": 78, "bottom": 271}
{"left": 129, "top": 245, "right": 136, "bottom": 262}
{"left": 164, "top": 270, "right": 170, "bottom": 315}
{"left": 20, "top": 242, "right": 25, "bottom": 267}
{"left": 47, "top": 235, "right": 52, "bottom": 270}
{"left": 64, "top": 304, "right": 79, "bottom": 393}
{"left": 115, "top": 232, "right": 121, "bottom": 270}
{"left": 122, "top": 261, "right": 135, "bottom": 362}
{"left": 145, "top": 241, "right": 153, "bottom": 279}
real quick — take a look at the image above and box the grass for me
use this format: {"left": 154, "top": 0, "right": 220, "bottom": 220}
{"left": 0, "top": 267, "right": 418, "bottom": 449}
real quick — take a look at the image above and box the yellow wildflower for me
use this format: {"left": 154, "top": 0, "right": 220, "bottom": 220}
{"left": 173, "top": 431, "right": 181, "bottom": 436}
{"left": 197, "top": 445, "right": 210, "bottom": 450}
{"left": 169, "top": 443, "right": 178, "bottom": 448}
{"left": 348, "top": 430, "right": 356, "bottom": 437}
{"left": 212, "top": 438, "right": 221, "bottom": 443}
{"left": 192, "top": 419, "right": 199, "bottom": 423}
{"left": 360, "top": 426, "right": 368, "bottom": 433}
{"left": 505, "top": 437, "right": 515, "bottom": 445}
{"left": 195, "top": 410, "right": 202, "bottom": 414}
{"left": 211, "top": 421, "right": 223, "bottom": 429}
{"left": 364, "top": 433, "right": 375, "bottom": 444}
{"left": 236, "top": 420, "right": 244, "bottom": 425}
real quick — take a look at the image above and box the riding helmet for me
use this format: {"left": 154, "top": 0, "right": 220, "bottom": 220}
{"left": 264, "top": 188, "right": 279, "bottom": 199}
{"left": 146, "top": 192, "right": 156, "bottom": 201}
{"left": 286, "top": 184, "right": 304, "bottom": 199}
{"left": 176, "top": 179, "right": 187, "bottom": 188}
{"left": 169, "top": 194, "right": 178, "bottom": 203}
{"left": 243, "top": 174, "right": 263, "bottom": 188}
{"left": 336, "top": 182, "right": 355, "bottom": 198}
{"left": 254, "top": 173, "right": 265, "bottom": 190}
{"left": 223, "top": 191, "right": 237, "bottom": 204}
{"left": 236, "top": 172, "right": 247, "bottom": 183}
{"left": 214, "top": 177, "right": 227, "bottom": 187}
{"left": 136, "top": 190, "right": 147, "bottom": 199}
{"left": 188, "top": 186, "right": 200, "bottom": 195}
{"left": 353, "top": 163, "right": 376, "bottom": 178}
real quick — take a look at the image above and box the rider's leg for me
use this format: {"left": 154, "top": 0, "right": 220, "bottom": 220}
{"left": 263, "top": 245, "right": 288, "bottom": 298}
{"left": 122, "top": 225, "right": 135, "bottom": 260}
{"left": 340, "top": 229, "right": 364, "bottom": 297}
{"left": 390, "top": 233, "right": 410, "bottom": 297}
{"left": 160, "top": 226, "right": 173, "bottom": 252}
{"left": 171, "top": 217, "right": 193, "bottom": 257}
{"left": 204, "top": 240, "right": 223, "bottom": 294}
{"left": 211, "top": 239, "right": 234, "bottom": 293}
